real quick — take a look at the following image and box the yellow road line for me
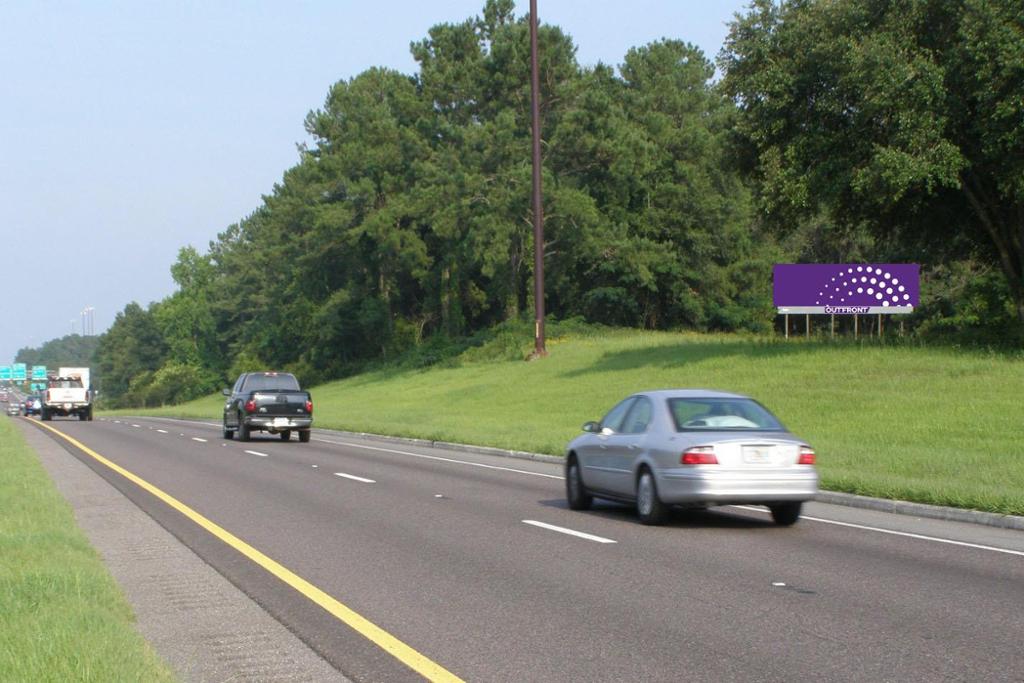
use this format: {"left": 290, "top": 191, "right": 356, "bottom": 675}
{"left": 31, "top": 419, "right": 464, "bottom": 683}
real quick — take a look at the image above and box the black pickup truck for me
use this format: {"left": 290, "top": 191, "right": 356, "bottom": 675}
{"left": 222, "top": 372, "right": 313, "bottom": 442}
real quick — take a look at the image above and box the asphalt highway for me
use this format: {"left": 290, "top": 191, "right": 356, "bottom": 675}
{"left": 28, "top": 416, "right": 1024, "bottom": 682}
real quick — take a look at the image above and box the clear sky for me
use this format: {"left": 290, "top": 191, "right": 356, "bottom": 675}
{"left": 0, "top": 0, "right": 750, "bottom": 364}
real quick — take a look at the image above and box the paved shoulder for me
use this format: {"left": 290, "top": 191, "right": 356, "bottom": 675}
{"left": 18, "top": 419, "right": 348, "bottom": 683}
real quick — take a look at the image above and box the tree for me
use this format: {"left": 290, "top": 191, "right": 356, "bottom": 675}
{"left": 93, "top": 302, "right": 168, "bottom": 404}
{"left": 721, "top": 0, "right": 1024, "bottom": 334}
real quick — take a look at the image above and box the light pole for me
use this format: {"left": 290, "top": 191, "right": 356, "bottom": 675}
{"left": 528, "top": 0, "right": 547, "bottom": 359}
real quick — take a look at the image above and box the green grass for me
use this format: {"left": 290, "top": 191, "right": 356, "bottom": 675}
{"left": 0, "top": 417, "right": 177, "bottom": 682}
{"left": 120, "top": 327, "right": 1024, "bottom": 516}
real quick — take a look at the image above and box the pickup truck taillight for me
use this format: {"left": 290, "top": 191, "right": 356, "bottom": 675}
{"left": 305, "top": 399, "right": 313, "bottom": 414}
{"left": 244, "top": 399, "right": 257, "bottom": 413}
{"left": 45, "top": 390, "right": 51, "bottom": 402}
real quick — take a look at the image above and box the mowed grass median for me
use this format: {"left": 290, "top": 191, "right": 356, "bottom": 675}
{"left": 0, "top": 418, "right": 176, "bottom": 682}
{"left": 127, "top": 327, "right": 1024, "bottom": 516}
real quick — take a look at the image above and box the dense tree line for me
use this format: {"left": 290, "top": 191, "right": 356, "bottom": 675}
{"left": 75, "top": 0, "right": 1021, "bottom": 407}
{"left": 15, "top": 334, "right": 100, "bottom": 371}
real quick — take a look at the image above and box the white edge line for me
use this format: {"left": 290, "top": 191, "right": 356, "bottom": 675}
{"left": 245, "top": 450, "right": 269, "bottom": 457}
{"left": 733, "top": 505, "right": 1024, "bottom": 558}
{"left": 315, "top": 438, "right": 562, "bottom": 480}
{"left": 334, "top": 472, "right": 376, "bottom": 484}
{"left": 523, "top": 520, "right": 616, "bottom": 544}
{"left": 802, "top": 514, "right": 1024, "bottom": 557}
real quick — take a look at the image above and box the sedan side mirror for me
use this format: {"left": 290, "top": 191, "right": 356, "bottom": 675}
{"left": 582, "top": 421, "right": 600, "bottom": 433}
{"left": 221, "top": 388, "right": 231, "bottom": 396}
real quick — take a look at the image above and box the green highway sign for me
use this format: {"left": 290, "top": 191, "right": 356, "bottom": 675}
{"left": 0, "top": 366, "right": 11, "bottom": 381}
{"left": 12, "top": 363, "right": 27, "bottom": 381}
{"left": 31, "top": 382, "right": 47, "bottom": 391}
{"left": 31, "top": 365, "right": 47, "bottom": 380}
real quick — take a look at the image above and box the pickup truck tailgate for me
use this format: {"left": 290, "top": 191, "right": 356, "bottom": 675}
{"left": 249, "top": 391, "right": 310, "bottom": 416}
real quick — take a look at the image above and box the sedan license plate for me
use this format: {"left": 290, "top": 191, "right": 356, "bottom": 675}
{"left": 272, "top": 417, "right": 290, "bottom": 427}
{"left": 742, "top": 446, "right": 771, "bottom": 464}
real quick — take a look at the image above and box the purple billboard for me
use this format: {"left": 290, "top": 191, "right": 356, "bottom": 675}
{"left": 774, "top": 264, "right": 920, "bottom": 314}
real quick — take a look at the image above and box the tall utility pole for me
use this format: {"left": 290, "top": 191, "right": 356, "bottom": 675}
{"left": 528, "top": 0, "right": 547, "bottom": 359}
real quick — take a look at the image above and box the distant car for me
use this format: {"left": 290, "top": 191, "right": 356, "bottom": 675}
{"left": 565, "top": 390, "right": 818, "bottom": 526}
{"left": 5, "top": 402, "right": 20, "bottom": 416}
{"left": 23, "top": 396, "right": 42, "bottom": 416}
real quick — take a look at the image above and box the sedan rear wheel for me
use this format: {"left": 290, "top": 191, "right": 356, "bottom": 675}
{"left": 280, "top": 430, "right": 291, "bottom": 441}
{"left": 636, "top": 469, "right": 669, "bottom": 526}
{"left": 222, "top": 422, "right": 234, "bottom": 440}
{"left": 566, "top": 459, "right": 592, "bottom": 511}
{"left": 298, "top": 430, "right": 311, "bottom": 443}
{"left": 769, "top": 502, "right": 802, "bottom": 526}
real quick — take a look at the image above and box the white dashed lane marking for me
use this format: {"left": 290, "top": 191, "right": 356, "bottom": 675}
{"left": 334, "top": 472, "right": 376, "bottom": 484}
{"left": 522, "top": 520, "right": 617, "bottom": 544}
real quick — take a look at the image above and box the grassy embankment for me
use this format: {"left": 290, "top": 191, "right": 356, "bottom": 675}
{"left": 123, "top": 327, "right": 1024, "bottom": 516}
{"left": 0, "top": 418, "right": 176, "bottom": 682}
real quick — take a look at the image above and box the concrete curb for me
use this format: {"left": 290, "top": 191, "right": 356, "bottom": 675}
{"left": 813, "top": 491, "right": 1024, "bottom": 531}
{"left": 130, "top": 416, "right": 1024, "bottom": 532}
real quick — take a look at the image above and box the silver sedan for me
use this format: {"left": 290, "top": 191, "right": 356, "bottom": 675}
{"left": 565, "top": 390, "right": 818, "bottom": 525}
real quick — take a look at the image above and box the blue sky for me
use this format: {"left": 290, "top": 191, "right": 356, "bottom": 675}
{"left": 0, "top": 0, "right": 750, "bottom": 363}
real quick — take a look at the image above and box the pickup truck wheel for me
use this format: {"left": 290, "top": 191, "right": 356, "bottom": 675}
{"left": 238, "top": 415, "right": 251, "bottom": 442}
{"left": 280, "top": 430, "right": 291, "bottom": 441}
{"left": 78, "top": 412, "right": 86, "bottom": 421}
{"left": 222, "top": 422, "right": 234, "bottom": 440}
{"left": 86, "top": 407, "right": 93, "bottom": 421}
{"left": 298, "top": 430, "right": 310, "bottom": 443}
{"left": 41, "top": 408, "right": 50, "bottom": 421}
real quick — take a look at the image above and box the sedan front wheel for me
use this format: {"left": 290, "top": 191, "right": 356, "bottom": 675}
{"left": 566, "top": 459, "right": 592, "bottom": 511}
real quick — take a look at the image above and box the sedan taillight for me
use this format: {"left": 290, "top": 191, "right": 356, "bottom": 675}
{"left": 304, "top": 399, "right": 313, "bottom": 414}
{"left": 244, "top": 399, "right": 257, "bottom": 413}
{"left": 798, "top": 446, "right": 816, "bottom": 465}
{"left": 681, "top": 446, "right": 718, "bottom": 465}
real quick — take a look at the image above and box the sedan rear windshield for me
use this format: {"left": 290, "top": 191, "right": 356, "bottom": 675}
{"left": 668, "top": 398, "right": 784, "bottom": 431}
